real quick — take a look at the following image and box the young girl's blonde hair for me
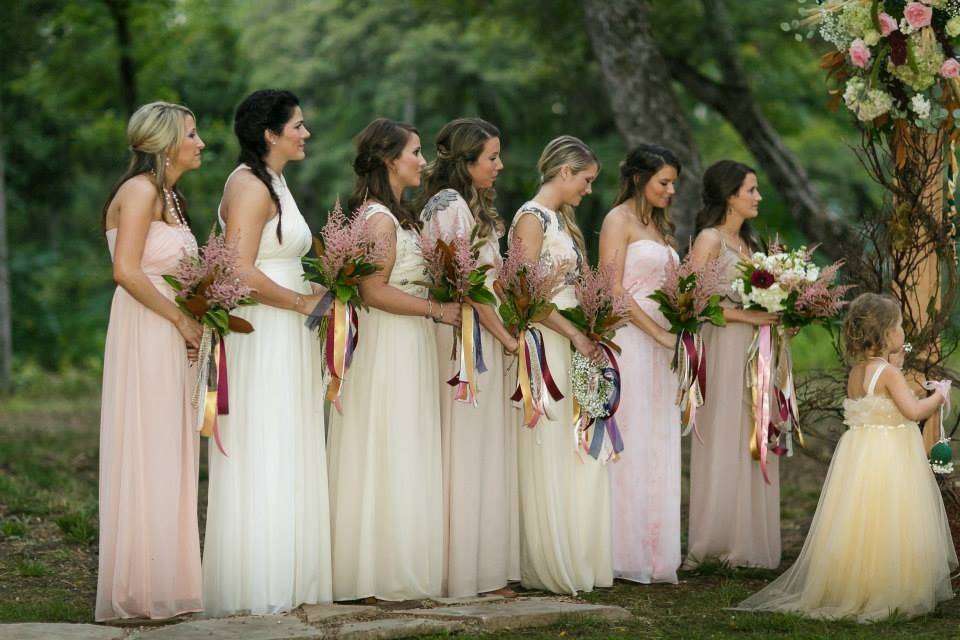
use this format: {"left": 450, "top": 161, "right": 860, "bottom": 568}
{"left": 841, "top": 293, "right": 901, "bottom": 364}
{"left": 536, "top": 135, "right": 599, "bottom": 257}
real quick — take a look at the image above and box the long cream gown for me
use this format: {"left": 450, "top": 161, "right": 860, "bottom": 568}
{"left": 327, "top": 203, "right": 443, "bottom": 601}
{"left": 421, "top": 189, "right": 520, "bottom": 597}
{"left": 511, "top": 201, "right": 613, "bottom": 595}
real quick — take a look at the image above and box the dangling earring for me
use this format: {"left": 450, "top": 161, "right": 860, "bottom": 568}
{"left": 165, "top": 157, "right": 171, "bottom": 167}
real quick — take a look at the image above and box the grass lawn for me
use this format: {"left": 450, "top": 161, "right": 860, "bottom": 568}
{"left": 1, "top": 393, "right": 958, "bottom": 638}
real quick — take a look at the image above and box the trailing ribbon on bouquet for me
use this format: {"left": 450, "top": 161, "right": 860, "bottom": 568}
{"left": 192, "top": 325, "right": 229, "bottom": 456}
{"left": 320, "top": 296, "right": 359, "bottom": 414}
{"left": 579, "top": 344, "right": 624, "bottom": 463}
{"left": 447, "top": 305, "right": 488, "bottom": 406}
{"left": 674, "top": 329, "right": 707, "bottom": 440}
{"left": 511, "top": 327, "right": 563, "bottom": 428}
{"left": 747, "top": 325, "right": 774, "bottom": 484}
{"left": 771, "top": 329, "right": 804, "bottom": 457}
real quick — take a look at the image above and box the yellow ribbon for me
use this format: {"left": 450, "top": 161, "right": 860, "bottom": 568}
{"left": 200, "top": 342, "right": 220, "bottom": 439}
{"left": 461, "top": 304, "right": 477, "bottom": 403}
{"left": 326, "top": 298, "right": 349, "bottom": 404}
{"left": 517, "top": 330, "right": 537, "bottom": 427}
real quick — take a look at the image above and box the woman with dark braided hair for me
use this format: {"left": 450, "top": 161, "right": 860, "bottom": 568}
{"left": 418, "top": 118, "right": 520, "bottom": 598}
{"left": 598, "top": 144, "right": 682, "bottom": 584}
{"left": 203, "top": 89, "right": 332, "bottom": 615}
{"left": 685, "top": 160, "right": 782, "bottom": 570}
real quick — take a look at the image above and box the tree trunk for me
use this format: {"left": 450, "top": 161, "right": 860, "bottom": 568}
{"left": 664, "top": 0, "right": 859, "bottom": 262}
{"left": 0, "top": 113, "right": 11, "bottom": 395}
{"left": 581, "top": 0, "right": 703, "bottom": 247}
{"left": 103, "top": 0, "right": 137, "bottom": 116}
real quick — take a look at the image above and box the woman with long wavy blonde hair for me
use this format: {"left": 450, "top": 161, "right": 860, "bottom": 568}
{"left": 419, "top": 118, "right": 520, "bottom": 598}
{"left": 509, "top": 135, "right": 612, "bottom": 595}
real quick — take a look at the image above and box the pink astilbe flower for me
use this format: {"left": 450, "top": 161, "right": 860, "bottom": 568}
{"left": 173, "top": 252, "right": 206, "bottom": 291}
{"left": 315, "top": 201, "right": 389, "bottom": 283}
{"left": 495, "top": 236, "right": 566, "bottom": 332}
{"left": 206, "top": 276, "right": 253, "bottom": 310}
{"left": 419, "top": 218, "right": 481, "bottom": 300}
{"left": 650, "top": 253, "right": 728, "bottom": 334}
{"left": 573, "top": 263, "right": 630, "bottom": 339}
{"left": 793, "top": 262, "right": 854, "bottom": 319}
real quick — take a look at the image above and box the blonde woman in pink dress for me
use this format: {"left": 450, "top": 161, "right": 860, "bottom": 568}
{"left": 97, "top": 102, "right": 205, "bottom": 621}
{"left": 598, "top": 144, "right": 682, "bottom": 584}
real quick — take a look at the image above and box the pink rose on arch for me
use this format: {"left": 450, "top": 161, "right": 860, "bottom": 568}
{"left": 942, "top": 58, "right": 960, "bottom": 79}
{"left": 849, "top": 39, "right": 872, "bottom": 69}
{"left": 878, "top": 12, "right": 898, "bottom": 37}
{"left": 904, "top": 2, "right": 933, "bottom": 29}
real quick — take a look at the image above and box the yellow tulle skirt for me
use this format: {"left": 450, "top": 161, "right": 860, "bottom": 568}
{"left": 736, "top": 418, "right": 957, "bottom": 622}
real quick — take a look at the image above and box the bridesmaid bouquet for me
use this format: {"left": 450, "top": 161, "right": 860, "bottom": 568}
{"left": 418, "top": 222, "right": 498, "bottom": 406}
{"left": 164, "top": 230, "right": 256, "bottom": 454}
{"left": 731, "top": 242, "right": 852, "bottom": 483}
{"left": 301, "top": 200, "right": 388, "bottom": 413}
{"left": 560, "top": 264, "right": 630, "bottom": 462}
{"left": 648, "top": 254, "right": 727, "bottom": 437}
{"left": 494, "top": 236, "right": 566, "bottom": 428}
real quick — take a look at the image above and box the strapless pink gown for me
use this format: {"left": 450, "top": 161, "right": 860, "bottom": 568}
{"left": 609, "top": 240, "right": 681, "bottom": 583}
{"left": 96, "top": 221, "right": 202, "bottom": 621}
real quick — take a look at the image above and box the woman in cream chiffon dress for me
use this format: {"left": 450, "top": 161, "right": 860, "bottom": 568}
{"left": 512, "top": 200, "right": 612, "bottom": 595}
{"left": 327, "top": 202, "right": 444, "bottom": 601}
{"left": 421, "top": 188, "right": 520, "bottom": 598}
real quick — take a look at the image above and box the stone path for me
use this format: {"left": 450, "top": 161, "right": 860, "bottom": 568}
{"left": 0, "top": 597, "right": 632, "bottom": 640}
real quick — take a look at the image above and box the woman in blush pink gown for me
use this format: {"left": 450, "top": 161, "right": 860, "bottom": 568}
{"left": 97, "top": 102, "right": 205, "bottom": 621}
{"left": 599, "top": 145, "right": 682, "bottom": 584}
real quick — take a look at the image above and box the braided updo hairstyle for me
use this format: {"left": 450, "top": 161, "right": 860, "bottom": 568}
{"left": 234, "top": 89, "right": 300, "bottom": 243}
{"left": 419, "top": 118, "right": 503, "bottom": 240}
{"left": 695, "top": 159, "right": 760, "bottom": 252}
{"left": 612, "top": 144, "right": 681, "bottom": 244}
{"left": 841, "top": 293, "right": 901, "bottom": 365}
{"left": 347, "top": 118, "right": 420, "bottom": 230}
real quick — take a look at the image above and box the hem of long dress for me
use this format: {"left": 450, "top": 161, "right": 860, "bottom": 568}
{"left": 614, "top": 571, "right": 678, "bottom": 585}
{"left": 334, "top": 592, "right": 436, "bottom": 603}
{"left": 683, "top": 554, "right": 779, "bottom": 571}
{"left": 96, "top": 605, "right": 203, "bottom": 623}
{"left": 445, "top": 579, "right": 510, "bottom": 599}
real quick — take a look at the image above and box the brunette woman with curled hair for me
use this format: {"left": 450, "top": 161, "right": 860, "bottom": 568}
{"left": 203, "top": 89, "right": 332, "bottom": 615}
{"left": 97, "top": 101, "right": 204, "bottom": 622}
{"left": 598, "top": 143, "right": 682, "bottom": 584}
{"left": 328, "top": 118, "right": 457, "bottom": 602}
{"left": 685, "top": 160, "right": 781, "bottom": 570}
{"left": 419, "top": 118, "right": 520, "bottom": 598}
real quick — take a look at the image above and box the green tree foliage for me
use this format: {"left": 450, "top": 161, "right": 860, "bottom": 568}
{"left": 3, "top": 0, "right": 869, "bottom": 380}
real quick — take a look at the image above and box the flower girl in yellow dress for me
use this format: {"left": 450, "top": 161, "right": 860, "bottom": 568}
{"left": 737, "top": 293, "right": 956, "bottom": 622}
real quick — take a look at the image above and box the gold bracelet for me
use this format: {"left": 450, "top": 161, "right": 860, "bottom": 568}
{"left": 294, "top": 294, "right": 304, "bottom": 311}
{"left": 427, "top": 298, "right": 433, "bottom": 318}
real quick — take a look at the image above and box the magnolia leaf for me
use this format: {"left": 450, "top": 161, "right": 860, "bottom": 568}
{"left": 228, "top": 314, "right": 254, "bottom": 334}
{"left": 184, "top": 294, "right": 210, "bottom": 317}
{"left": 162, "top": 275, "right": 183, "bottom": 291}
{"left": 469, "top": 287, "right": 497, "bottom": 306}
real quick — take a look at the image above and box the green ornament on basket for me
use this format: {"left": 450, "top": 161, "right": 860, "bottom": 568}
{"left": 930, "top": 440, "right": 953, "bottom": 475}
